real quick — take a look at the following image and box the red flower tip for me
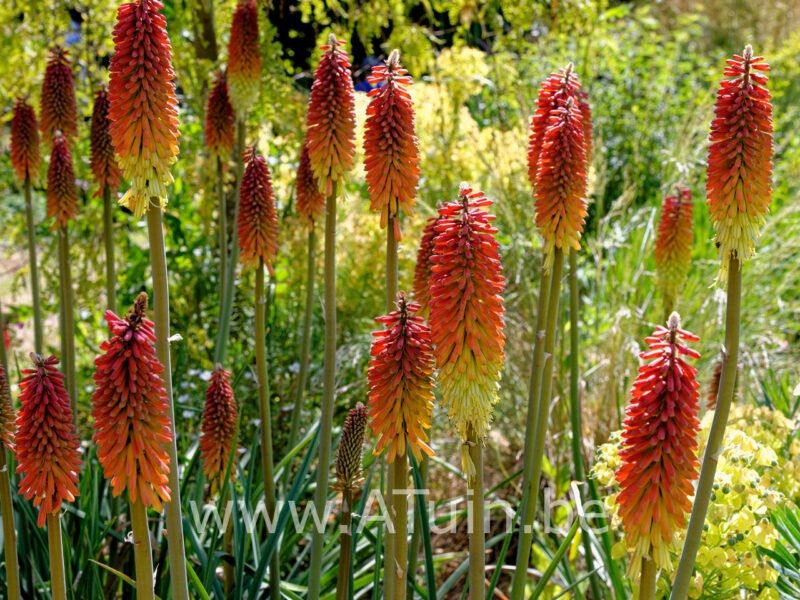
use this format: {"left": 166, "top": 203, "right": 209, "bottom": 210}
{"left": 296, "top": 139, "right": 326, "bottom": 227}
{"left": 201, "top": 365, "right": 238, "bottom": 495}
{"left": 205, "top": 71, "right": 235, "bottom": 160}
{"left": 655, "top": 187, "right": 694, "bottom": 311}
{"left": 368, "top": 292, "right": 436, "bottom": 463}
{"left": 411, "top": 214, "right": 442, "bottom": 320}
{"left": 363, "top": 49, "right": 420, "bottom": 240}
{"left": 40, "top": 47, "right": 78, "bottom": 146}
{"left": 238, "top": 146, "right": 279, "bottom": 274}
{"left": 615, "top": 313, "right": 701, "bottom": 571}
{"left": 46, "top": 132, "right": 79, "bottom": 230}
{"left": 90, "top": 85, "right": 122, "bottom": 198}
{"left": 16, "top": 353, "right": 81, "bottom": 527}
{"left": 306, "top": 34, "right": 356, "bottom": 195}
{"left": 91, "top": 292, "right": 173, "bottom": 510}
{"left": 11, "top": 98, "right": 41, "bottom": 183}
{"left": 0, "top": 364, "right": 15, "bottom": 451}
{"left": 227, "top": 0, "right": 261, "bottom": 117}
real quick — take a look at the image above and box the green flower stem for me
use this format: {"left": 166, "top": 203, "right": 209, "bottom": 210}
{"left": 217, "top": 157, "right": 227, "bottom": 312}
{"left": 392, "top": 454, "right": 408, "bottom": 600}
{"left": 57, "top": 226, "right": 77, "bottom": 424}
{"left": 130, "top": 498, "right": 155, "bottom": 600}
{"left": 46, "top": 513, "right": 67, "bottom": 600}
{"left": 146, "top": 205, "right": 189, "bottom": 600}
{"left": 406, "top": 454, "right": 428, "bottom": 598}
{"left": 384, "top": 219, "right": 398, "bottom": 600}
{"left": 468, "top": 425, "right": 485, "bottom": 600}
{"left": 24, "top": 177, "right": 43, "bottom": 354}
{"left": 223, "top": 502, "right": 234, "bottom": 595}
{"left": 103, "top": 185, "right": 116, "bottom": 314}
{"left": 0, "top": 449, "right": 20, "bottom": 600}
{"left": 335, "top": 486, "right": 354, "bottom": 600}
{"left": 308, "top": 181, "right": 338, "bottom": 600}
{"left": 640, "top": 557, "right": 657, "bottom": 600}
{"left": 670, "top": 254, "right": 742, "bottom": 600}
{"left": 255, "top": 260, "right": 280, "bottom": 600}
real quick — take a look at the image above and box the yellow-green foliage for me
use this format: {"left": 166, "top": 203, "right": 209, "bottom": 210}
{"left": 594, "top": 405, "right": 800, "bottom": 599}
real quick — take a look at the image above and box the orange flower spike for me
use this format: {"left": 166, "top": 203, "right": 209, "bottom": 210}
{"left": 200, "top": 365, "right": 238, "bottom": 494}
{"left": 411, "top": 214, "right": 441, "bottom": 320}
{"left": 108, "top": 0, "right": 180, "bottom": 219}
{"left": 577, "top": 90, "right": 593, "bottom": 164}
{"left": 428, "top": 184, "right": 505, "bottom": 478}
{"left": 616, "top": 313, "right": 701, "bottom": 573}
{"left": 10, "top": 98, "right": 41, "bottom": 183}
{"left": 306, "top": 34, "right": 356, "bottom": 195}
{"left": 16, "top": 354, "right": 81, "bottom": 527}
{"left": 534, "top": 96, "right": 589, "bottom": 272}
{"left": 296, "top": 139, "right": 326, "bottom": 227}
{"left": 91, "top": 293, "right": 173, "bottom": 510}
{"left": 655, "top": 187, "right": 694, "bottom": 310}
{"left": 227, "top": 0, "right": 261, "bottom": 118}
{"left": 0, "top": 364, "right": 15, "bottom": 451}
{"left": 205, "top": 71, "right": 235, "bottom": 160}
{"left": 46, "top": 132, "right": 79, "bottom": 230}
{"left": 363, "top": 49, "right": 420, "bottom": 240}
{"left": 237, "top": 146, "right": 280, "bottom": 274}
{"left": 90, "top": 85, "right": 123, "bottom": 198}
{"left": 367, "top": 293, "right": 435, "bottom": 464}
{"left": 39, "top": 47, "right": 78, "bottom": 146}
{"left": 707, "top": 45, "right": 773, "bottom": 283}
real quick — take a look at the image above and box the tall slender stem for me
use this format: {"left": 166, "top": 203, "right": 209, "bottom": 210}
{"left": 24, "top": 177, "right": 43, "bottom": 354}
{"left": 392, "top": 455, "right": 408, "bottom": 600}
{"left": 0, "top": 450, "right": 20, "bottom": 600}
{"left": 223, "top": 488, "right": 234, "bottom": 595}
{"left": 335, "top": 487, "right": 354, "bottom": 600}
{"left": 255, "top": 261, "right": 281, "bottom": 600}
{"left": 103, "top": 186, "right": 117, "bottom": 314}
{"left": 130, "top": 498, "right": 155, "bottom": 600}
{"left": 57, "top": 227, "right": 77, "bottom": 424}
{"left": 639, "top": 557, "right": 657, "bottom": 600}
{"left": 384, "top": 220, "right": 399, "bottom": 600}
{"left": 46, "top": 513, "right": 67, "bottom": 600}
{"left": 406, "top": 454, "right": 428, "bottom": 598}
{"left": 308, "top": 182, "right": 338, "bottom": 600}
{"left": 670, "top": 255, "right": 742, "bottom": 600}
{"left": 467, "top": 426, "right": 485, "bottom": 600}
{"left": 146, "top": 205, "right": 189, "bottom": 600}
{"left": 217, "top": 157, "right": 227, "bottom": 311}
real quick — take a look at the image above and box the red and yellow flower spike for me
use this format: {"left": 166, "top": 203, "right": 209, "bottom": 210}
{"left": 46, "top": 132, "right": 79, "bottom": 230}
{"left": 237, "top": 146, "right": 279, "bottom": 274}
{"left": 707, "top": 45, "right": 773, "bottom": 283}
{"left": 200, "top": 365, "right": 238, "bottom": 494}
{"left": 655, "top": 187, "right": 694, "bottom": 312}
{"left": 0, "top": 364, "right": 15, "bottom": 451}
{"left": 16, "top": 353, "right": 81, "bottom": 527}
{"left": 90, "top": 85, "right": 122, "bottom": 198}
{"left": 411, "top": 214, "right": 441, "bottom": 320}
{"left": 39, "top": 47, "right": 77, "bottom": 146}
{"left": 616, "top": 313, "right": 701, "bottom": 573}
{"left": 227, "top": 0, "right": 261, "bottom": 118}
{"left": 296, "top": 139, "right": 326, "bottom": 227}
{"left": 108, "top": 0, "right": 180, "bottom": 219}
{"left": 363, "top": 49, "right": 420, "bottom": 240}
{"left": 429, "top": 183, "right": 505, "bottom": 478}
{"left": 306, "top": 34, "right": 356, "bottom": 195}
{"left": 367, "top": 293, "right": 435, "bottom": 463}
{"left": 11, "top": 98, "right": 41, "bottom": 183}
{"left": 205, "top": 71, "right": 235, "bottom": 160}
{"left": 91, "top": 293, "right": 173, "bottom": 510}
{"left": 534, "top": 97, "right": 588, "bottom": 272}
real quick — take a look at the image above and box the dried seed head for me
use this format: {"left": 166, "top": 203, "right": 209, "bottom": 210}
{"left": 334, "top": 403, "right": 368, "bottom": 491}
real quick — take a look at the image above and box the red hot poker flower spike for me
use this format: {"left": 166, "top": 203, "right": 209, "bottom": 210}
{"left": 296, "top": 139, "right": 326, "bottom": 228}
{"left": 39, "top": 47, "right": 78, "bottom": 146}
{"left": 707, "top": 45, "right": 773, "bottom": 283}
{"left": 238, "top": 146, "right": 279, "bottom": 274}
{"left": 205, "top": 71, "right": 235, "bottom": 160}
{"left": 577, "top": 90, "right": 593, "bottom": 164}
{"left": 535, "top": 97, "right": 589, "bottom": 272}
{"left": 200, "top": 365, "right": 238, "bottom": 495}
{"left": 0, "top": 364, "right": 15, "bottom": 451}
{"left": 227, "top": 0, "right": 261, "bottom": 118}
{"left": 16, "top": 354, "right": 81, "bottom": 527}
{"left": 368, "top": 293, "right": 435, "bottom": 463}
{"left": 306, "top": 34, "right": 356, "bottom": 196}
{"left": 109, "top": 0, "right": 180, "bottom": 218}
{"left": 655, "top": 187, "right": 694, "bottom": 311}
{"left": 363, "top": 50, "right": 420, "bottom": 240}
{"left": 90, "top": 85, "right": 123, "bottom": 198}
{"left": 11, "top": 98, "right": 41, "bottom": 183}
{"left": 46, "top": 132, "right": 79, "bottom": 230}
{"left": 92, "top": 293, "right": 173, "bottom": 510}
{"left": 616, "top": 313, "right": 701, "bottom": 573}
{"left": 411, "top": 214, "right": 441, "bottom": 320}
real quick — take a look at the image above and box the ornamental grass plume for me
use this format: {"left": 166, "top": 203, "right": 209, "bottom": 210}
{"left": 108, "top": 0, "right": 180, "bottom": 219}
{"left": 90, "top": 86, "right": 123, "bottom": 198}
{"left": 39, "top": 47, "right": 77, "bottom": 146}
{"left": 91, "top": 293, "right": 173, "bottom": 510}
{"left": 363, "top": 49, "right": 420, "bottom": 240}
{"left": 227, "top": 0, "right": 261, "bottom": 119}
{"left": 296, "top": 139, "right": 326, "bottom": 227}
{"left": 411, "top": 215, "right": 441, "bottom": 320}
{"left": 11, "top": 98, "right": 41, "bottom": 183}
{"left": 46, "top": 132, "right": 79, "bottom": 230}
{"left": 200, "top": 365, "right": 238, "bottom": 494}
{"left": 238, "top": 146, "right": 279, "bottom": 274}
{"left": 615, "top": 313, "right": 701, "bottom": 586}
{"left": 205, "top": 71, "right": 235, "bottom": 160}
{"left": 16, "top": 354, "right": 81, "bottom": 527}
{"left": 655, "top": 187, "right": 694, "bottom": 316}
